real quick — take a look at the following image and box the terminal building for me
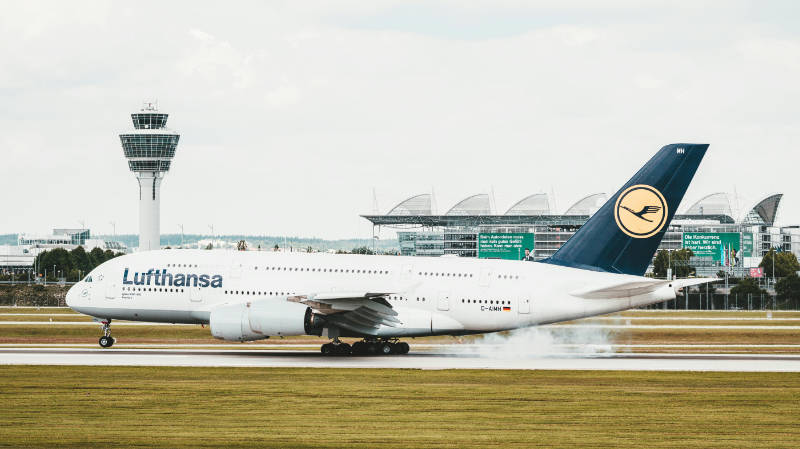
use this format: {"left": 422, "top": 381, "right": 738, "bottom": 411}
{"left": 1, "top": 228, "right": 128, "bottom": 269}
{"left": 362, "top": 192, "right": 799, "bottom": 277}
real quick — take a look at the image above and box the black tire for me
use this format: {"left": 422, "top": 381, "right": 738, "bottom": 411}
{"left": 365, "top": 342, "right": 378, "bottom": 355}
{"left": 351, "top": 342, "right": 363, "bottom": 355}
{"left": 397, "top": 342, "right": 410, "bottom": 354}
{"left": 379, "top": 343, "right": 393, "bottom": 355}
{"left": 337, "top": 343, "right": 352, "bottom": 356}
{"left": 108, "top": 337, "right": 115, "bottom": 347}
{"left": 321, "top": 343, "right": 333, "bottom": 355}
{"left": 99, "top": 336, "right": 111, "bottom": 348}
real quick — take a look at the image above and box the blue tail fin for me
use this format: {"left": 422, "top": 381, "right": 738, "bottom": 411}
{"left": 542, "top": 143, "right": 708, "bottom": 276}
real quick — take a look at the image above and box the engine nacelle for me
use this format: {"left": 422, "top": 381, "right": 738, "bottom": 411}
{"left": 209, "top": 299, "right": 319, "bottom": 341}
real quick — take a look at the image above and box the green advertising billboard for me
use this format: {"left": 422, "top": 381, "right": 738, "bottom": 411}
{"left": 478, "top": 233, "right": 534, "bottom": 260}
{"left": 682, "top": 232, "right": 748, "bottom": 263}
{"left": 742, "top": 233, "right": 753, "bottom": 258}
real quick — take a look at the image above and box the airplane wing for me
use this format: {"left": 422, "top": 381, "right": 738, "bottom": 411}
{"left": 570, "top": 277, "right": 717, "bottom": 300}
{"left": 288, "top": 291, "right": 401, "bottom": 335}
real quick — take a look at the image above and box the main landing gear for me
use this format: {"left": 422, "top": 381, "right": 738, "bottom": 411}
{"left": 320, "top": 338, "right": 410, "bottom": 356}
{"left": 98, "top": 320, "right": 115, "bottom": 348}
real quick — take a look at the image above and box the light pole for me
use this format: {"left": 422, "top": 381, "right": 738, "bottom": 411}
{"left": 772, "top": 247, "right": 776, "bottom": 288}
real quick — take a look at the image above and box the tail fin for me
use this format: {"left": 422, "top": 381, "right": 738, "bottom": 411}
{"left": 542, "top": 143, "right": 708, "bottom": 276}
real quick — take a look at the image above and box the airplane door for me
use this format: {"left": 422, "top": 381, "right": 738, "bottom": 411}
{"left": 518, "top": 297, "right": 531, "bottom": 314}
{"left": 478, "top": 268, "right": 492, "bottom": 287}
{"left": 105, "top": 283, "right": 117, "bottom": 300}
{"left": 437, "top": 291, "right": 450, "bottom": 311}
{"left": 189, "top": 287, "right": 203, "bottom": 303}
{"left": 231, "top": 263, "right": 242, "bottom": 279}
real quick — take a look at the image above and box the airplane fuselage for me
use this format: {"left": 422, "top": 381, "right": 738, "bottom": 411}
{"left": 67, "top": 249, "right": 674, "bottom": 338}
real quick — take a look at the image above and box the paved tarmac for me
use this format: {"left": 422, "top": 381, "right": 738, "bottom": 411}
{"left": 2, "top": 347, "right": 799, "bottom": 371}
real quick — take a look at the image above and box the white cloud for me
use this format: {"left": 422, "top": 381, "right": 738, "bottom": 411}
{"left": 0, "top": 1, "right": 799, "bottom": 239}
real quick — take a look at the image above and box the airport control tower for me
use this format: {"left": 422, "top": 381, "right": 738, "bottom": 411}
{"left": 119, "top": 102, "right": 180, "bottom": 251}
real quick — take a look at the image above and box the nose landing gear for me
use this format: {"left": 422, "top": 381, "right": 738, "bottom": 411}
{"left": 98, "top": 320, "right": 115, "bottom": 348}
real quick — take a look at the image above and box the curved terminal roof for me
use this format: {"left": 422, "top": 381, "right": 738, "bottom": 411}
{"left": 446, "top": 194, "right": 491, "bottom": 215}
{"left": 564, "top": 193, "right": 607, "bottom": 216}
{"left": 742, "top": 193, "right": 783, "bottom": 226}
{"left": 386, "top": 194, "right": 432, "bottom": 216}
{"left": 684, "top": 192, "right": 733, "bottom": 217}
{"left": 505, "top": 194, "right": 550, "bottom": 215}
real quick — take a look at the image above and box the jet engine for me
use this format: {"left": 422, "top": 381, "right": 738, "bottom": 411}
{"left": 209, "top": 299, "right": 324, "bottom": 341}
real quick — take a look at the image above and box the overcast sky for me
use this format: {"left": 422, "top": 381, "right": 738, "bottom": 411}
{"left": 1, "top": 1, "right": 798, "bottom": 239}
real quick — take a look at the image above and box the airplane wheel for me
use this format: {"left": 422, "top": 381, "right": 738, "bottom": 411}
{"left": 396, "top": 342, "right": 410, "bottom": 354}
{"left": 321, "top": 343, "right": 333, "bottom": 355}
{"left": 99, "top": 336, "right": 112, "bottom": 348}
{"left": 337, "top": 343, "right": 352, "bottom": 355}
{"left": 365, "top": 342, "right": 378, "bottom": 355}
{"left": 379, "top": 343, "right": 393, "bottom": 355}
{"left": 351, "top": 341, "right": 365, "bottom": 355}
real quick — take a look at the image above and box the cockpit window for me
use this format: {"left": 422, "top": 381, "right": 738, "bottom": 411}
{"left": 84, "top": 276, "right": 92, "bottom": 283}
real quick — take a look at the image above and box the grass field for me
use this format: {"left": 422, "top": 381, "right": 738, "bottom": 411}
{"left": 0, "top": 366, "right": 798, "bottom": 448}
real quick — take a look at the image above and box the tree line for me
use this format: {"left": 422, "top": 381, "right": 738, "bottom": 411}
{"left": 33, "top": 247, "right": 124, "bottom": 282}
{"left": 652, "top": 248, "right": 800, "bottom": 308}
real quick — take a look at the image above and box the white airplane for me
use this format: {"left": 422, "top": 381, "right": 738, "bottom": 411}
{"left": 67, "top": 143, "right": 715, "bottom": 355}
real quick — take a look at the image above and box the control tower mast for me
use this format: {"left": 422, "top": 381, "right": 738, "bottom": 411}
{"left": 119, "top": 102, "right": 180, "bottom": 251}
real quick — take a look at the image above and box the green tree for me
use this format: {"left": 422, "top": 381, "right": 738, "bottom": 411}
{"left": 70, "top": 246, "right": 92, "bottom": 273}
{"left": 89, "top": 247, "right": 106, "bottom": 267}
{"left": 653, "top": 249, "right": 694, "bottom": 278}
{"left": 35, "top": 248, "right": 73, "bottom": 278}
{"left": 730, "top": 278, "right": 767, "bottom": 297}
{"left": 759, "top": 250, "right": 800, "bottom": 278}
{"left": 34, "top": 247, "right": 124, "bottom": 280}
{"left": 775, "top": 273, "right": 800, "bottom": 307}
{"left": 351, "top": 246, "right": 374, "bottom": 255}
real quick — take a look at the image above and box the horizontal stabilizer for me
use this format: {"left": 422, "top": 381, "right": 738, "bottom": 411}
{"left": 571, "top": 277, "right": 717, "bottom": 300}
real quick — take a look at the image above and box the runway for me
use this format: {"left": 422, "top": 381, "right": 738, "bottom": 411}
{"left": 2, "top": 347, "right": 800, "bottom": 371}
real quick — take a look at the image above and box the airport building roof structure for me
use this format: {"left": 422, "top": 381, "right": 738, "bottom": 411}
{"left": 564, "top": 193, "right": 607, "bottom": 216}
{"left": 742, "top": 194, "right": 783, "bottom": 226}
{"left": 505, "top": 194, "right": 550, "bottom": 216}
{"left": 446, "top": 194, "right": 492, "bottom": 216}
{"left": 683, "top": 192, "right": 733, "bottom": 218}
{"left": 363, "top": 191, "right": 772, "bottom": 227}
{"left": 386, "top": 194, "right": 432, "bottom": 216}
{"left": 367, "top": 191, "right": 797, "bottom": 275}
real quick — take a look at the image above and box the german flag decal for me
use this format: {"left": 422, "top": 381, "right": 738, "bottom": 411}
{"left": 502, "top": 307, "right": 511, "bottom": 311}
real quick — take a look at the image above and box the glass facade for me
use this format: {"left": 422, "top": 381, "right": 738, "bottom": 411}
{"left": 391, "top": 215, "right": 800, "bottom": 276}
{"left": 131, "top": 113, "right": 168, "bottom": 129}
{"left": 121, "top": 109, "right": 179, "bottom": 174}
{"left": 120, "top": 134, "right": 179, "bottom": 158}
{"left": 128, "top": 160, "right": 172, "bottom": 171}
